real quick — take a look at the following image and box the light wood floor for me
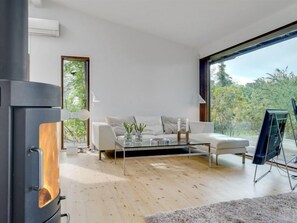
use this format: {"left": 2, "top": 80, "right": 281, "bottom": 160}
{"left": 60, "top": 151, "right": 295, "bottom": 223}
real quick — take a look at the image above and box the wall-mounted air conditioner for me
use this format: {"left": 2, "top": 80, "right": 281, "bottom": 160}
{"left": 29, "top": 17, "right": 60, "bottom": 37}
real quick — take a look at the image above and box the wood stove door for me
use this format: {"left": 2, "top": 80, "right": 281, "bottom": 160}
{"left": 13, "top": 108, "right": 61, "bottom": 223}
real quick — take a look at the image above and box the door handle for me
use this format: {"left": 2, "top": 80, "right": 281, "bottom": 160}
{"left": 30, "top": 146, "right": 44, "bottom": 191}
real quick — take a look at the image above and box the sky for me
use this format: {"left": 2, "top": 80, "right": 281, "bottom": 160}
{"left": 211, "top": 36, "right": 297, "bottom": 85}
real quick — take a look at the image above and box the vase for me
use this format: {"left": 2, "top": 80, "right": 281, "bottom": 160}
{"left": 135, "top": 132, "right": 143, "bottom": 142}
{"left": 124, "top": 132, "right": 132, "bottom": 143}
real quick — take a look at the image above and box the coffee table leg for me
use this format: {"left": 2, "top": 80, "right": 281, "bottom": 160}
{"left": 208, "top": 144, "right": 211, "bottom": 167}
{"left": 114, "top": 143, "right": 117, "bottom": 164}
{"left": 123, "top": 147, "right": 126, "bottom": 175}
{"left": 188, "top": 147, "right": 191, "bottom": 159}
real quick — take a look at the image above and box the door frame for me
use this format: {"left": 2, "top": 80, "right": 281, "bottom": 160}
{"left": 61, "top": 56, "right": 90, "bottom": 149}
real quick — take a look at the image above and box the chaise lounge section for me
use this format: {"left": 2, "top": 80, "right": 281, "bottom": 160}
{"left": 92, "top": 116, "right": 249, "bottom": 165}
{"left": 190, "top": 133, "right": 248, "bottom": 165}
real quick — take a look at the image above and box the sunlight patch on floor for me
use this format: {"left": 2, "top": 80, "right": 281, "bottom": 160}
{"left": 150, "top": 162, "right": 184, "bottom": 170}
{"left": 60, "top": 163, "right": 127, "bottom": 184}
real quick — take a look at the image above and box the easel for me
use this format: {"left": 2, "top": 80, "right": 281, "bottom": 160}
{"left": 253, "top": 112, "right": 297, "bottom": 191}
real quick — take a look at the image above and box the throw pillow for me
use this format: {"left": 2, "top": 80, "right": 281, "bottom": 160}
{"left": 161, "top": 116, "right": 190, "bottom": 134}
{"left": 134, "top": 116, "right": 163, "bottom": 135}
{"left": 106, "top": 116, "right": 135, "bottom": 136}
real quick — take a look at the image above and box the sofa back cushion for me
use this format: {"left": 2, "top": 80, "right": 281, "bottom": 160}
{"left": 161, "top": 116, "right": 190, "bottom": 134}
{"left": 106, "top": 116, "right": 135, "bottom": 136}
{"left": 134, "top": 116, "right": 163, "bottom": 135}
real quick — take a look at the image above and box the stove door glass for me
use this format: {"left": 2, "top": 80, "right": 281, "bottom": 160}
{"left": 39, "top": 122, "right": 60, "bottom": 208}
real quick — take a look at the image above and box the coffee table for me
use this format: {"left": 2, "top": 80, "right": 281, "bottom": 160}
{"left": 114, "top": 138, "right": 211, "bottom": 175}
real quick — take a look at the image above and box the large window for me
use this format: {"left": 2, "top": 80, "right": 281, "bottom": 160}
{"left": 210, "top": 36, "right": 297, "bottom": 137}
{"left": 200, "top": 22, "right": 297, "bottom": 167}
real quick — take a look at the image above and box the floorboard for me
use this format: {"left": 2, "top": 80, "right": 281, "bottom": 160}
{"left": 60, "top": 151, "right": 295, "bottom": 223}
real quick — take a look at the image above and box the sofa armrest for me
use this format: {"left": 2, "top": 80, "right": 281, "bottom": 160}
{"left": 190, "top": 121, "right": 214, "bottom": 133}
{"left": 92, "top": 122, "right": 116, "bottom": 151}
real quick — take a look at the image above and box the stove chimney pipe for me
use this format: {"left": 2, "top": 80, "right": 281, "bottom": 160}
{"left": 0, "top": 0, "right": 29, "bottom": 81}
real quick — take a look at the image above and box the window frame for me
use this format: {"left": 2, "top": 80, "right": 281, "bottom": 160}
{"left": 61, "top": 56, "right": 90, "bottom": 149}
{"left": 199, "top": 21, "right": 297, "bottom": 121}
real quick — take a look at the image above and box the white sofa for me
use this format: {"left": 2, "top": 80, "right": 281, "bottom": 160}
{"left": 92, "top": 116, "right": 249, "bottom": 165}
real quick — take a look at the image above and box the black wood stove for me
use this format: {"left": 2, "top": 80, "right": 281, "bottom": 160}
{"left": 0, "top": 0, "right": 67, "bottom": 222}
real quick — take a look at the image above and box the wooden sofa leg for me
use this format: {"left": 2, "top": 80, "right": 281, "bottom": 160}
{"left": 99, "top": 150, "right": 102, "bottom": 160}
{"left": 242, "top": 153, "right": 245, "bottom": 164}
{"left": 216, "top": 154, "right": 219, "bottom": 165}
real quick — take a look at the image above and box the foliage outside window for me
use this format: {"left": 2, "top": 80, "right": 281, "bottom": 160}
{"left": 211, "top": 63, "right": 297, "bottom": 139}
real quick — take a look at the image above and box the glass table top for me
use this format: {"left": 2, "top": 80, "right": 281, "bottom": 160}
{"left": 115, "top": 138, "right": 210, "bottom": 149}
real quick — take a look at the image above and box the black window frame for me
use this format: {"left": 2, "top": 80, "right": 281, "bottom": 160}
{"left": 199, "top": 21, "right": 297, "bottom": 121}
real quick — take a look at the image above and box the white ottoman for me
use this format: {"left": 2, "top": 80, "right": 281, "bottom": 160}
{"left": 190, "top": 133, "right": 249, "bottom": 165}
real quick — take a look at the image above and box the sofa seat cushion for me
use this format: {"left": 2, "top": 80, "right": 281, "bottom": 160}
{"left": 117, "top": 134, "right": 177, "bottom": 142}
{"left": 106, "top": 116, "right": 135, "bottom": 136}
{"left": 135, "top": 116, "right": 163, "bottom": 135}
{"left": 190, "top": 133, "right": 249, "bottom": 150}
{"left": 153, "top": 134, "right": 177, "bottom": 141}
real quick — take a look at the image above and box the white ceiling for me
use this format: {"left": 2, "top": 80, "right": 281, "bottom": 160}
{"left": 47, "top": 0, "right": 297, "bottom": 48}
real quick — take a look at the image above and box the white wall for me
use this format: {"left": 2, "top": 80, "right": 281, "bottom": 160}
{"left": 199, "top": 4, "right": 297, "bottom": 57}
{"left": 29, "top": 2, "right": 199, "bottom": 122}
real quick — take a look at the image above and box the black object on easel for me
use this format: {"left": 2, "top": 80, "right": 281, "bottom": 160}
{"left": 253, "top": 109, "right": 297, "bottom": 191}
{"left": 291, "top": 98, "right": 297, "bottom": 121}
{"left": 291, "top": 98, "right": 297, "bottom": 163}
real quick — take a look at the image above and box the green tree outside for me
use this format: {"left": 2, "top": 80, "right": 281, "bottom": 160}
{"left": 211, "top": 63, "right": 297, "bottom": 139}
{"left": 214, "top": 63, "right": 233, "bottom": 87}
